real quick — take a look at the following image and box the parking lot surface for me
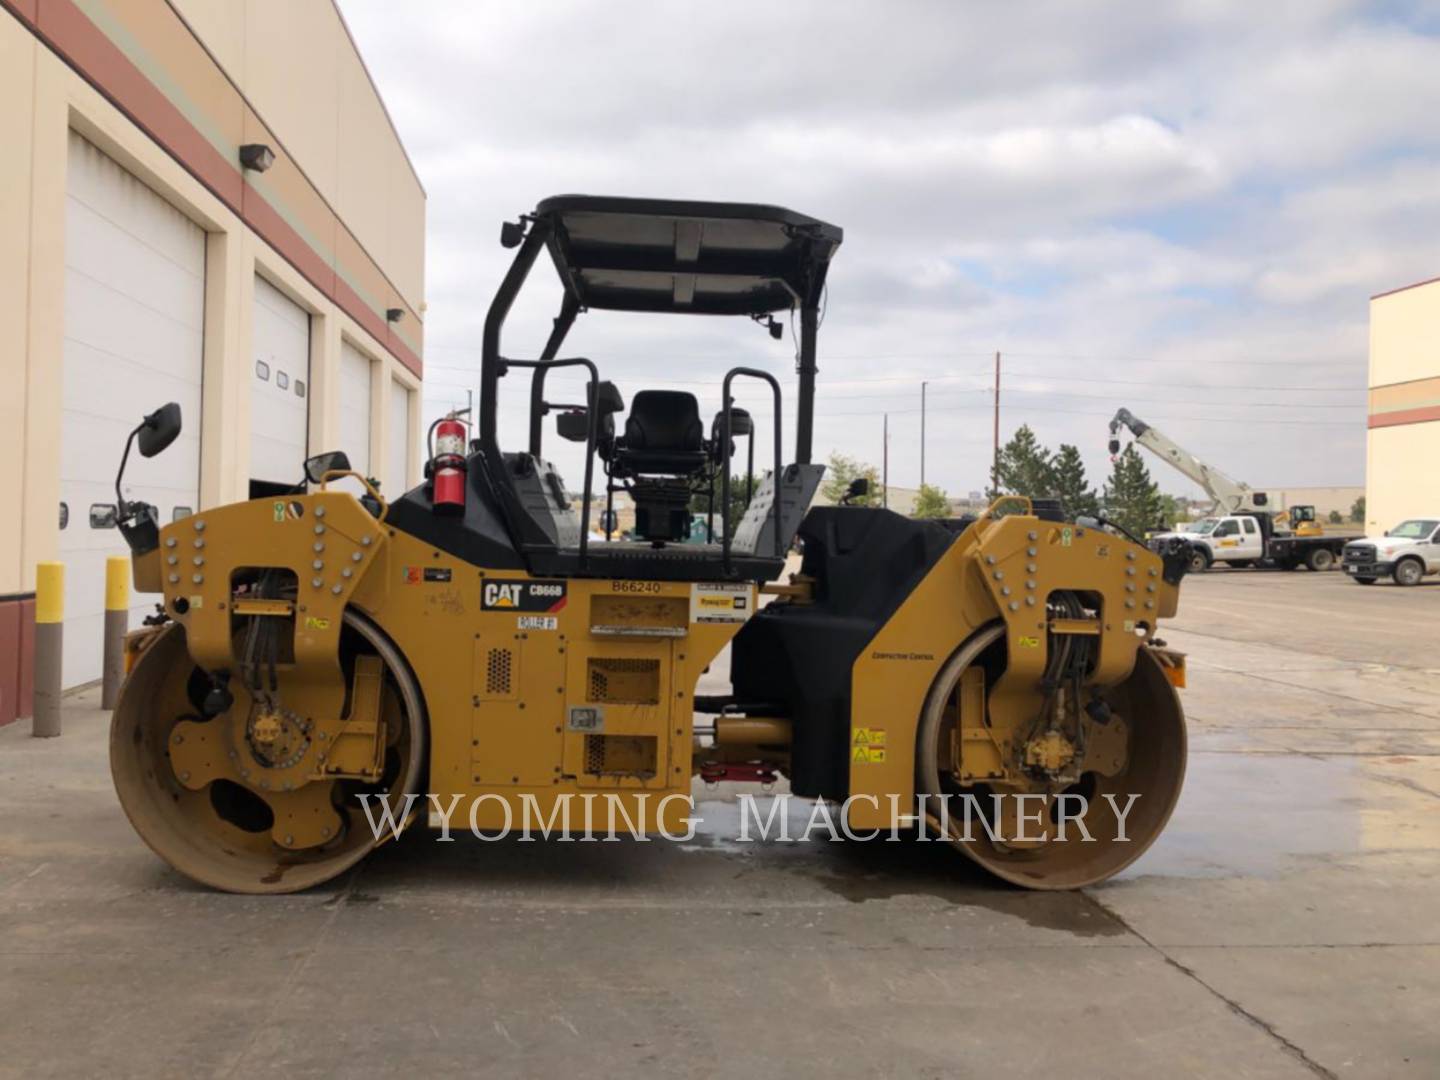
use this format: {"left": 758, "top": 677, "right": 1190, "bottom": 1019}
{"left": 1, "top": 568, "right": 1437, "bottom": 1078}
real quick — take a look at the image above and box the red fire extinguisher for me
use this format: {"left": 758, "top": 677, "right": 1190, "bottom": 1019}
{"left": 428, "top": 410, "right": 469, "bottom": 515}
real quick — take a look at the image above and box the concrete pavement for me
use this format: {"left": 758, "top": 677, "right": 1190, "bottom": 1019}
{"left": 1, "top": 568, "right": 1437, "bottom": 1078}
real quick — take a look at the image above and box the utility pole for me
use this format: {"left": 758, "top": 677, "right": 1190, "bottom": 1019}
{"left": 920, "top": 381, "right": 928, "bottom": 488}
{"left": 882, "top": 413, "right": 889, "bottom": 509}
{"left": 990, "top": 351, "right": 1001, "bottom": 494}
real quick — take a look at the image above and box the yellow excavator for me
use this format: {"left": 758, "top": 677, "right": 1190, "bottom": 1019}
{"left": 110, "top": 196, "right": 1192, "bottom": 894}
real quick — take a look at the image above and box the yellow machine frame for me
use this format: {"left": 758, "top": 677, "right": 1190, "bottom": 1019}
{"left": 132, "top": 483, "right": 1183, "bottom": 845}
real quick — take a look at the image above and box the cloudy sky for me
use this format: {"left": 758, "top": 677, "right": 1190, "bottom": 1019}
{"left": 341, "top": 0, "right": 1440, "bottom": 502}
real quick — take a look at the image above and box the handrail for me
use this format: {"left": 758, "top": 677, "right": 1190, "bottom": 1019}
{"left": 318, "top": 469, "right": 390, "bottom": 519}
{"left": 526, "top": 291, "right": 581, "bottom": 456}
{"left": 976, "top": 494, "right": 1032, "bottom": 528}
{"left": 721, "top": 367, "right": 784, "bottom": 574}
{"left": 501, "top": 356, "right": 600, "bottom": 569}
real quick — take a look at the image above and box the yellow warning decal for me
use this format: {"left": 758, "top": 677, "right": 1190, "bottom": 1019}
{"left": 304, "top": 616, "right": 330, "bottom": 630}
{"left": 1016, "top": 635, "right": 1040, "bottom": 648}
{"left": 851, "top": 727, "right": 887, "bottom": 764}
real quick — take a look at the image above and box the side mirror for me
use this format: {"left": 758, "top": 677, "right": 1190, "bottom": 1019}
{"left": 713, "top": 407, "right": 753, "bottom": 438}
{"left": 841, "top": 477, "right": 870, "bottom": 505}
{"left": 590, "top": 380, "right": 624, "bottom": 416}
{"left": 556, "top": 410, "right": 590, "bottom": 443}
{"left": 499, "top": 220, "right": 526, "bottom": 248}
{"left": 137, "top": 402, "right": 182, "bottom": 458}
{"left": 1107, "top": 438, "right": 1120, "bottom": 455}
{"left": 304, "top": 450, "right": 352, "bottom": 484}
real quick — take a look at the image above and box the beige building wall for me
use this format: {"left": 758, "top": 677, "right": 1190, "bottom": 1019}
{"left": 0, "top": 1, "right": 424, "bottom": 706}
{"left": 1366, "top": 425, "right": 1440, "bottom": 530}
{"left": 1367, "top": 278, "right": 1440, "bottom": 532}
{"left": 0, "top": 30, "right": 422, "bottom": 593}
{"left": 172, "top": 0, "right": 426, "bottom": 311}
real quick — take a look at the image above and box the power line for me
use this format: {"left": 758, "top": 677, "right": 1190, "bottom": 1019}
{"left": 470, "top": 395, "right": 1360, "bottom": 428}
{"left": 421, "top": 360, "right": 1361, "bottom": 394}
{"left": 421, "top": 342, "right": 1362, "bottom": 368}
{"left": 813, "top": 402, "right": 1359, "bottom": 427}
{"left": 996, "top": 367, "right": 1359, "bottom": 393}
{"left": 444, "top": 374, "right": 1360, "bottom": 412}
{"left": 909, "top": 385, "right": 1361, "bottom": 409}
{"left": 996, "top": 350, "right": 1360, "bottom": 369}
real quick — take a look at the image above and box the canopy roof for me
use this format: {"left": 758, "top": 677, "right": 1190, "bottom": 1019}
{"left": 534, "top": 195, "right": 842, "bottom": 316}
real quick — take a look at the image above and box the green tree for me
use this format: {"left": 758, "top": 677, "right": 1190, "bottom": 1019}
{"left": 1328, "top": 509, "right": 1343, "bottom": 525}
{"left": 911, "top": 483, "right": 950, "bottom": 519}
{"left": 820, "top": 452, "right": 882, "bottom": 507}
{"left": 1350, "top": 495, "right": 1366, "bottom": 523}
{"left": 1050, "top": 443, "right": 1098, "bottom": 518}
{"left": 1102, "top": 445, "right": 1164, "bottom": 538}
{"left": 993, "top": 425, "right": 1055, "bottom": 498}
{"left": 690, "top": 473, "right": 751, "bottom": 539}
{"left": 1156, "top": 494, "right": 1182, "bottom": 530}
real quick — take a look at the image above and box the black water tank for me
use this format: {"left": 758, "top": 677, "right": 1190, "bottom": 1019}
{"left": 1032, "top": 498, "right": 1065, "bottom": 522}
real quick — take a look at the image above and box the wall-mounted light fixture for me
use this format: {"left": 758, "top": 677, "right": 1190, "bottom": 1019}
{"left": 239, "top": 143, "right": 275, "bottom": 172}
{"left": 385, "top": 308, "right": 404, "bottom": 323}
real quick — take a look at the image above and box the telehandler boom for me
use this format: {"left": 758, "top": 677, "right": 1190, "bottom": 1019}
{"left": 1107, "top": 407, "right": 1323, "bottom": 535}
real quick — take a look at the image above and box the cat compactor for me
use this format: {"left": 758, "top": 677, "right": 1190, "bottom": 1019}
{"left": 112, "top": 196, "right": 1190, "bottom": 893}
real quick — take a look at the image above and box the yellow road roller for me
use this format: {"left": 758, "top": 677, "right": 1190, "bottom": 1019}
{"left": 110, "top": 196, "right": 1191, "bottom": 893}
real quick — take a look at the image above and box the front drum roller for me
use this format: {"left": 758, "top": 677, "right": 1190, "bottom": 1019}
{"left": 110, "top": 610, "right": 426, "bottom": 894}
{"left": 918, "top": 624, "right": 1186, "bottom": 890}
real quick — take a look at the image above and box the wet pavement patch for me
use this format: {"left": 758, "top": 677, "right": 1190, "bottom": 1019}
{"left": 809, "top": 834, "right": 1131, "bottom": 937}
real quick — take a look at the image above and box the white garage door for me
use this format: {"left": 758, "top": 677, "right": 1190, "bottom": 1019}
{"left": 62, "top": 131, "right": 204, "bottom": 686}
{"left": 339, "top": 340, "right": 373, "bottom": 476}
{"left": 250, "top": 275, "right": 310, "bottom": 492}
{"left": 388, "top": 380, "right": 413, "bottom": 495}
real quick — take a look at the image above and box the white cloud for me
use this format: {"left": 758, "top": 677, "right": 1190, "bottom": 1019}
{"left": 339, "top": 0, "right": 1431, "bottom": 497}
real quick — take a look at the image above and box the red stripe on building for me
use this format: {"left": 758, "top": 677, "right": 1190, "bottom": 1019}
{"left": 1368, "top": 405, "right": 1440, "bottom": 429}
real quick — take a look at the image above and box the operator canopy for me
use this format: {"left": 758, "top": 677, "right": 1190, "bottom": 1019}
{"left": 534, "top": 195, "right": 842, "bottom": 315}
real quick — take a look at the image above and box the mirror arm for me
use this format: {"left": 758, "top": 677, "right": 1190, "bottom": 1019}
{"left": 114, "top": 422, "right": 142, "bottom": 522}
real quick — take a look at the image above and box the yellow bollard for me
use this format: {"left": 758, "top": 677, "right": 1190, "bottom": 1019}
{"left": 33, "top": 562, "right": 63, "bottom": 738}
{"left": 101, "top": 555, "right": 129, "bottom": 710}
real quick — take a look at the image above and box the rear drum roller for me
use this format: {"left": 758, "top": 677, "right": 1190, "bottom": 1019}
{"left": 110, "top": 611, "right": 426, "bottom": 894}
{"left": 918, "top": 624, "right": 1186, "bottom": 890}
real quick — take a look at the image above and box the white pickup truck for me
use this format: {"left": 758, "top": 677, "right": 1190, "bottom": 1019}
{"left": 1151, "top": 513, "right": 1347, "bottom": 572}
{"left": 1341, "top": 518, "right": 1440, "bottom": 586}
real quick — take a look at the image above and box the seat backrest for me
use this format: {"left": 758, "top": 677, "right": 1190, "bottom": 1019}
{"left": 622, "top": 390, "right": 704, "bottom": 452}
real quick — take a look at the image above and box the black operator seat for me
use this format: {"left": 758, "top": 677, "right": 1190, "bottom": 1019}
{"left": 610, "top": 390, "right": 709, "bottom": 477}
